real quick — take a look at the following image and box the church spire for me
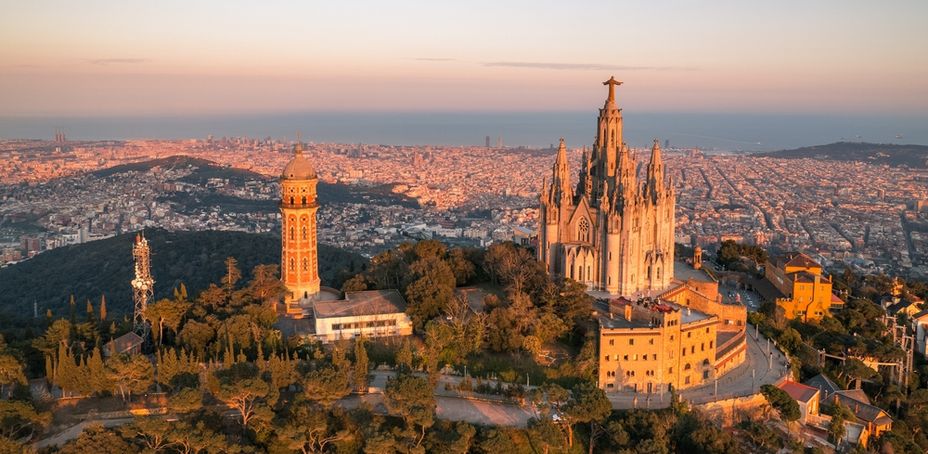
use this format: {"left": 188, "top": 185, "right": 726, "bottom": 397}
{"left": 646, "top": 138, "right": 665, "bottom": 200}
{"left": 549, "top": 138, "right": 573, "bottom": 204}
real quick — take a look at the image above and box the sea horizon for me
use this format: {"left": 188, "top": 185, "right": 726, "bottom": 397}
{"left": 2, "top": 111, "right": 927, "bottom": 152}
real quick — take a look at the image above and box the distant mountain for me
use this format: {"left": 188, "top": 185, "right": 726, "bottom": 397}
{"left": 758, "top": 142, "right": 928, "bottom": 168}
{"left": 0, "top": 229, "right": 367, "bottom": 328}
{"left": 94, "top": 154, "right": 418, "bottom": 208}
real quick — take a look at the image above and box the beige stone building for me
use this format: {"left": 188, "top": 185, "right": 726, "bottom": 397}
{"left": 538, "top": 78, "right": 675, "bottom": 295}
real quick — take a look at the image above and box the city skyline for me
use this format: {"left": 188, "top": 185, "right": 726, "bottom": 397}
{"left": 2, "top": 1, "right": 927, "bottom": 117}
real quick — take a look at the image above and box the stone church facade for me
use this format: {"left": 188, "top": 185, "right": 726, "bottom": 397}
{"left": 538, "top": 78, "right": 676, "bottom": 296}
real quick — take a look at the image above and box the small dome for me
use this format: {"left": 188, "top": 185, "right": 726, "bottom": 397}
{"left": 281, "top": 143, "right": 317, "bottom": 180}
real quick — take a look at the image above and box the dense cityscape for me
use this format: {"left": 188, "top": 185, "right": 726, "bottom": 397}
{"left": 3, "top": 2, "right": 928, "bottom": 453}
{"left": 3, "top": 137, "right": 927, "bottom": 278}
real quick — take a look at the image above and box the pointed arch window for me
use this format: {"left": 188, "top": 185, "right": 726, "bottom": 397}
{"left": 302, "top": 257, "right": 308, "bottom": 271}
{"left": 289, "top": 258, "right": 295, "bottom": 271}
{"left": 301, "top": 226, "right": 307, "bottom": 240}
{"left": 578, "top": 218, "right": 590, "bottom": 243}
{"left": 301, "top": 196, "right": 307, "bottom": 206}
{"left": 289, "top": 227, "right": 295, "bottom": 241}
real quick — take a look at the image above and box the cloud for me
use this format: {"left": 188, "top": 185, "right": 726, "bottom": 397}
{"left": 88, "top": 58, "right": 149, "bottom": 65}
{"left": 483, "top": 61, "right": 693, "bottom": 71}
{"left": 413, "top": 57, "right": 455, "bottom": 62}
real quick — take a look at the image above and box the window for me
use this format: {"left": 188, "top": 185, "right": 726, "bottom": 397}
{"left": 652, "top": 354, "right": 657, "bottom": 360}
{"left": 685, "top": 376, "right": 691, "bottom": 384}
{"left": 289, "top": 227, "right": 295, "bottom": 240}
{"left": 681, "top": 348, "right": 686, "bottom": 357}
{"left": 629, "top": 339, "right": 634, "bottom": 346}
{"left": 609, "top": 339, "right": 614, "bottom": 346}
{"left": 649, "top": 339, "right": 654, "bottom": 345}
{"left": 669, "top": 367, "right": 673, "bottom": 374}
{"left": 301, "top": 196, "right": 307, "bottom": 206}
{"left": 301, "top": 226, "right": 307, "bottom": 240}
{"left": 691, "top": 346, "right": 695, "bottom": 354}
{"left": 623, "top": 355, "right": 629, "bottom": 361}
{"left": 288, "top": 258, "right": 295, "bottom": 271}
{"left": 605, "top": 355, "right": 610, "bottom": 361}
{"left": 705, "top": 327, "right": 709, "bottom": 333}
{"left": 701, "top": 343, "right": 705, "bottom": 351}
{"left": 289, "top": 196, "right": 294, "bottom": 205}
{"left": 703, "top": 370, "right": 710, "bottom": 379}
{"left": 301, "top": 258, "right": 308, "bottom": 271}
{"left": 687, "top": 332, "right": 691, "bottom": 338}
{"left": 709, "top": 341, "right": 713, "bottom": 348}
{"left": 684, "top": 363, "right": 691, "bottom": 370}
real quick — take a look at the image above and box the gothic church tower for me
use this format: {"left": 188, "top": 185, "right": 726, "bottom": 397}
{"left": 280, "top": 141, "right": 320, "bottom": 315}
{"left": 538, "top": 78, "right": 676, "bottom": 296}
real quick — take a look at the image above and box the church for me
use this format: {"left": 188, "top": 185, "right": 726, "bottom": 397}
{"left": 540, "top": 79, "right": 748, "bottom": 392}
{"left": 538, "top": 77, "right": 675, "bottom": 295}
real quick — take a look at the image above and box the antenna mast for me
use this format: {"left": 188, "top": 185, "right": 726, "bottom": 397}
{"left": 131, "top": 233, "right": 154, "bottom": 338}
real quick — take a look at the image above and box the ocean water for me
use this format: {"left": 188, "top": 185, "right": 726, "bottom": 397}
{"left": 2, "top": 111, "right": 926, "bottom": 151}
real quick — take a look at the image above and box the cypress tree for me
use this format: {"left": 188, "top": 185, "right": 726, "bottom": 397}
{"left": 99, "top": 295, "right": 107, "bottom": 321}
{"left": 86, "top": 299, "right": 94, "bottom": 321}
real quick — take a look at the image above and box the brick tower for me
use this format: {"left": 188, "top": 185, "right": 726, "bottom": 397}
{"left": 280, "top": 140, "right": 320, "bottom": 316}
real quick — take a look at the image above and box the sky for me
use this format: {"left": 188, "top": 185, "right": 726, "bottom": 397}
{"left": 1, "top": 0, "right": 927, "bottom": 117}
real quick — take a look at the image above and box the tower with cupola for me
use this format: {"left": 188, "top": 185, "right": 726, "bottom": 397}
{"left": 280, "top": 141, "right": 320, "bottom": 315}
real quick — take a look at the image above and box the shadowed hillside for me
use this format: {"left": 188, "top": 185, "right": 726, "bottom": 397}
{"left": 758, "top": 141, "right": 928, "bottom": 168}
{"left": 0, "top": 229, "right": 366, "bottom": 327}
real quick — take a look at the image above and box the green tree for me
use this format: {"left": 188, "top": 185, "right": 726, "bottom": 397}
{"left": 106, "top": 354, "right": 154, "bottom": 401}
{"left": 354, "top": 336, "right": 369, "bottom": 393}
{"left": 760, "top": 384, "right": 800, "bottom": 428}
{"left": 211, "top": 362, "right": 271, "bottom": 431}
{"left": 122, "top": 417, "right": 175, "bottom": 452}
{"left": 273, "top": 401, "right": 351, "bottom": 454}
{"left": 58, "top": 425, "right": 132, "bottom": 454}
{"left": 168, "top": 420, "right": 228, "bottom": 454}
{"left": 222, "top": 256, "right": 242, "bottom": 297}
{"left": 304, "top": 367, "right": 351, "bottom": 408}
{"left": 0, "top": 352, "right": 26, "bottom": 397}
{"left": 404, "top": 256, "right": 456, "bottom": 330}
{"left": 0, "top": 400, "right": 51, "bottom": 441}
{"left": 563, "top": 381, "right": 612, "bottom": 450}
{"left": 99, "top": 294, "right": 107, "bottom": 321}
{"left": 384, "top": 374, "right": 436, "bottom": 448}
{"left": 178, "top": 320, "right": 215, "bottom": 357}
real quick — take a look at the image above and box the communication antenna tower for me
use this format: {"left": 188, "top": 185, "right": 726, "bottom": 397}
{"left": 131, "top": 232, "right": 154, "bottom": 338}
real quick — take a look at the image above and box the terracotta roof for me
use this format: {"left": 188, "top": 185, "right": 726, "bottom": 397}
{"left": 313, "top": 289, "right": 407, "bottom": 319}
{"left": 778, "top": 380, "right": 819, "bottom": 403}
{"left": 784, "top": 252, "right": 821, "bottom": 270}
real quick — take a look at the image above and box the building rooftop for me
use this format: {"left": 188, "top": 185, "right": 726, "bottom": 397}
{"left": 778, "top": 380, "right": 820, "bottom": 403}
{"left": 673, "top": 260, "right": 716, "bottom": 284}
{"left": 599, "top": 297, "right": 711, "bottom": 330}
{"left": 313, "top": 289, "right": 407, "bottom": 319}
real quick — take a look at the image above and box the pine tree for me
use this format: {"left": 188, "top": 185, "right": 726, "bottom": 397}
{"left": 86, "top": 300, "right": 94, "bottom": 321}
{"left": 86, "top": 347, "right": 107, "bottom": 395}
{"left": 45, "top": 309, "right": 53, "bottom": 321}
{"left": 99, "top": 295, "right": 107, "bottom": 321}
{"left": 44, "top": 355, "right": 54, "bottom": 381}
{"left": 354, "top": 336, "right": 369, "bottom": 393}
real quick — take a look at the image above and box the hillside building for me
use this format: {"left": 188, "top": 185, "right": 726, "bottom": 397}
{"left": 762, "top": 252, "right": 845, "bottom": 321}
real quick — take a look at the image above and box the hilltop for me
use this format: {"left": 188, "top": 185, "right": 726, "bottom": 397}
{"left": 758, "top": 141, "right": 928, "bottom": 168}
{"left": 93, "top": 154, "right": 418, "bottom": 208}
{"left": 0, "top": 229, "right": 366, "bottom": 327}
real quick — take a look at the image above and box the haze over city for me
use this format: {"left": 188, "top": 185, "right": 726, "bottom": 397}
{"left": 3, "top": 2, "right": 928, "bottom": 453}
{"left": 2, "top": 1, "right": 927, "bottom": 147}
